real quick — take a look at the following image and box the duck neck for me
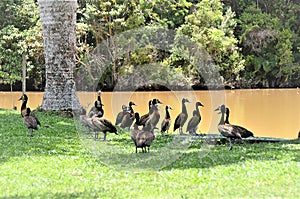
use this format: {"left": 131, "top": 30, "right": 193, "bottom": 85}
{"left": 97, "top": 93, "right": 101, "bottom": 102}
{"left": 195, "top": 104, "right": 200, "bottom": 117}
{"left": 218, "top": 112, "right": 225, "bottom": 125}
{"left": 182, "top": 102, "right": 187, "bottom": 114}
{"left": 129, "top": 104, "right": 134, "bottom": 114}
{"left": 21, "top": 100, "right": 27, "bottom": 111}
{"left": 225, "top": 112, "right": 229, "bottom": 124}
{"left": 134, "top": 115, "right": 139, "bottom": 130}
{"left": 165, "top": 108, "right": 170, "bottom": 119}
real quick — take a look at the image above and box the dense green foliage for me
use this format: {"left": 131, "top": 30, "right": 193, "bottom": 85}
{"left": 0, "top": 0, "right": 299, "bottom": 89}
{"left": 0, "top": 109, "right": 299, "bottom": 197}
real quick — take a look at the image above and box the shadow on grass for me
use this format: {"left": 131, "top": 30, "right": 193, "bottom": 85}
{"left": 79, "top": 130, "right": 300, "bottom": 172}
{"left": 0, "top": 110, "right": 86, "bottom": 163}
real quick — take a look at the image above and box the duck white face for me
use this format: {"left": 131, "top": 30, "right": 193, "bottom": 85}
{"left": 97, "top": 90, "right": 102, "bottom": 96}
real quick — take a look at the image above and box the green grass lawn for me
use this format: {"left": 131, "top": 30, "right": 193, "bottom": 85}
{"left": 0, "top": 108, "right": 299, "bottom": 198}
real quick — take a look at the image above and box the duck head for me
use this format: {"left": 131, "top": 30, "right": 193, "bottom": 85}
{"left": 196, "top": 102, "right": 204, "bottom": 107}
{"left": 166, "top": 105, "right": 173, "bottom": 110}
{"left": 182, "top": 98, "right": 190, "bottom": 104}
{"left": 214, "top": 104, "right": 225, "bottom": 114}
{"left": 121, "top": 105, "right": 128, "bottom": 111}
{"left": 18, "top": 94, "right": 28, "bottom": 102}
{"left": 129, "top": 101, "right": 136, "bottom": 107}
{"left": 152, "top": 99, "right": 163, "bottom": 105}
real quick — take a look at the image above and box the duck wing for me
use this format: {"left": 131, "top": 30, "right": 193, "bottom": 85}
{"left": 232, "top": 125, "right": 254, "bottom": 138}
{"left": 161, "top": 119, "right": 170, "bottom": 132}
{"left": 120, "top": 112, "right": 134, "bottom": 128}
{"left": 24, "top": 116, "right": 38, "bottom": 130}
{"left": 187, "top": 116, "right": 200, "bottom": 132}
{"left": 101, "top": 118, "right": 117, "bottom": 134}
{"left": 29, "top": 111, "right": 41, "bottom": 126}
{"left": 115, "top": 111, "right": 125, "bottom": 125}
{"left": 144, "top": 132, "right": 155, "bottom": 146}
{"left": 139, "top": 113, "right": 150, "bottom": 126}
{"left": 173, "top": 114, "right": 181, "bottom": 131}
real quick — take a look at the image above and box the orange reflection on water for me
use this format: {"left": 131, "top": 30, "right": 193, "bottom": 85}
{"left": 1, "top": 89, "right": 299, "bottom": 139}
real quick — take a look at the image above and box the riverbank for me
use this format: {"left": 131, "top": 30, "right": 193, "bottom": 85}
{"left": 1, "top": 81, "right": 300, "bottom": 92}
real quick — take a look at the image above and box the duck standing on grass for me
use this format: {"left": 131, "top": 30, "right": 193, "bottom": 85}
{"left": 120, "top": 101, "right": 136, "bottom": 129}
{"left": 19, "top": 94, "right": 41, "bottom": 136}
{"left": 139, "top": 99, "right": 162, "bottom": 127}
{"left": 174, "top": 98, "right": 190, "bottom": 134}
{"left": 136, "top": 122, "right": 155, "bottom": 153}
{"left": 145, "top": 99, "right": 163, "bottom": 131}
{"left": 131, "top": 112, "right": 144, "bottom": 153}
{"left": 224, "top": 107, "right": 254, "bottom": 140}
{"left": 23, "top": 108, "right": 38, "bottom": 137}
{"left": 215, "top": 104, "right": 254, "bottom": 150}
{"left": 186, "top": 102, "right": 204, "bottom": 135}
{"left": 161, "top": 105, "right": 173, "bottom": 133}
{"left": 92, "top": 107, "right": 118, "bottom": 141}
{"left": 138, "top": 100, "right": 152, "bottom": 127}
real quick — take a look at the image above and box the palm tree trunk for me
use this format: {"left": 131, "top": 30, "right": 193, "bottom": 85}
{"left": 38, "top": 0, "right": 80, "bottom": 111}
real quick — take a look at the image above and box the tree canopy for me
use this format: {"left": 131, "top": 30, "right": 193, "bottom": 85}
{"left": 0, "top": 0, "right": 299, "bottom": 90}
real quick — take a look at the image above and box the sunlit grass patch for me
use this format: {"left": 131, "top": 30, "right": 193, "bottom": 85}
{"left": 0, "top": 108, "right": 299, "bottom": 198}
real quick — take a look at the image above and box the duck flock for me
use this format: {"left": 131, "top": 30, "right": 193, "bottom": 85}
{"left": 19, "top": 91, "right": 254, "bottom": 152}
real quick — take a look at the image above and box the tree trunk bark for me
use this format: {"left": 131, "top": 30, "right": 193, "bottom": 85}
{"left": 38, "top": 0, "right": 81, "bottom": 111}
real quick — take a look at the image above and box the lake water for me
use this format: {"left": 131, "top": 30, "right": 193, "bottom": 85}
{"left": 1, "top": 89, "right": 299, "bottom": 139}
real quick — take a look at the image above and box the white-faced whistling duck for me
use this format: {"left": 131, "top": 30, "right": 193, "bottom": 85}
{"left": 120, "top": 101, "right": 136, "bottom": 129}
{"left": 19, "top": 94, "right": 41, "bottom": 136}
{"left": 186, "top": 102, "right": 204, "bottom": 135}
{"left": 215, "top": 104, "right": 254, "bottom": 150}
{"left": 138, "top": 100, "right": 152, "bottom": 126}
{"left": 140, "top": 99, "right": 162, "bottom": 127}
{"left": 136, "top": 122, "right": 155, "bottom": 153}
{"left": 225, "top": 107, "right": 254, "bottom": 138}
{"left": 161, "top": 105, "right": 173, "bottom": 133}
{"left": 174, "top": 98, "right": 190, "bottom": 134}
{"left": 131, "top": 112, "right": 144, "bottom": 153}
{"left": 146, "top": 99, "right": 163, "bottom": 130}
{"left": 92, "top": 111, "right": 118, "bottom": 141}
{"left": 23, "top": 108, "right": 38, "bottom": 137}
